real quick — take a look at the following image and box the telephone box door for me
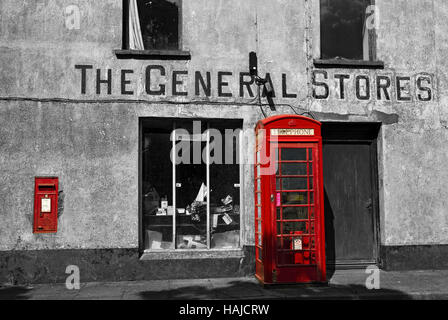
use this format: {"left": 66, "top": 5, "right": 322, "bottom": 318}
{"left": 271, "top": 143, "right": 325, "bottom": 283}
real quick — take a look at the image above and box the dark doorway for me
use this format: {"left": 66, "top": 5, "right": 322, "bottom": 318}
{"left": 322, "top": 122, "right": 381, "bottom": 272}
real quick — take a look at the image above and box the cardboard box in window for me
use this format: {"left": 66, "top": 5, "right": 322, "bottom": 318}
{"left": 145, "top": 230, "right": 173, "bottom": 250}
{"left": 176, "top": 235, "right": 207, "bottom": 249}
{"left": 211, "top": 230, "right": 239, "bottom": 249}
{"left": 145, "top": 230, "right": 162, "bottom": 249}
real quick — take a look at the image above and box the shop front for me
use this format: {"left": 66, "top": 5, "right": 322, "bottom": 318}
{"left": 1, "top": 0, "right": 448, "bottom": 285}
{"left": 140, "top": 118, "right": 243, "bottom": 253}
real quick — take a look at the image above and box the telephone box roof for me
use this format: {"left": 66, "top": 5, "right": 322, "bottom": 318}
{"left": 256, "top": 114, "right": 321, "bottom": 130}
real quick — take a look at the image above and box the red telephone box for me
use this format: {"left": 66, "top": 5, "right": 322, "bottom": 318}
{"left": 254, "top": 115, "right": 326, "bottom": 284}
{"left": 33, "top": 177, "right": 59, "bottom": 233}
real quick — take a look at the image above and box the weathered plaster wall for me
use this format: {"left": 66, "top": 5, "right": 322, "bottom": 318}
{"left": 375, "top": 0, "right": 448, "bottom": 245}
{"left": 0, "top": 101, "right": 139, "bottom": 250}
{"left": 310, "top": 0, "right": 448, "bottom": 246}
{"left": 0, "top": 0, "right": 447, "bottom": 252}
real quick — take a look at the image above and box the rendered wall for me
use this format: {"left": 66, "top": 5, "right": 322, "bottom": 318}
{"left": 0, "top": 0, "right": 447, "bottom": 255}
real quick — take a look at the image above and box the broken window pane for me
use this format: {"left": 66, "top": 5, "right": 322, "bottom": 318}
{"left": 320, "top": 0, "right": 372, "bottom": 60}
{"left": 137, "top": 0, "right": 181, "bottom": 50}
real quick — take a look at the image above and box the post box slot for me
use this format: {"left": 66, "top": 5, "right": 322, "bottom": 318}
{"left": 38, "top": 184, "right": 56, "bottom": 191}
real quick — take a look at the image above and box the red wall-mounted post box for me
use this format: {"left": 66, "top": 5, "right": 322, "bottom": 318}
{"left": 33, "top": 177, "right": 59, "bottom": 233}
{"left": 254, "top": 115, "right": 326, "bottom": 284}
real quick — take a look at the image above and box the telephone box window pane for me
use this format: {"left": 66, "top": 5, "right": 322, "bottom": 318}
{"left": 281, "top": 148, "right": 307, "bottom": 161}
{"left": 280, "top": 177, "right": 308, "bottom": 190}
{"left": 282, "top": 221, "right": 307, "bottom": 234}
{"left": 281, "top": 163, "right": 307, "bottom": 176}
{"left": 320, "top": 0, "right": 371, "bottom": 60}
{"left": 277, "top": 238, "right": 284, "bottom": 249}
{"left": 282, "top": 192, "right": 308, "bottom": 205}
{"left": 137, "top": 0, "right": 181, "bottom": 50}
{"left": 283, "top": 207, "right": 308, "bottom": 220}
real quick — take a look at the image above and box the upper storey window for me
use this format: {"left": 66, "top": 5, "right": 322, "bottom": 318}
{"left": 117, "top": 0, "right": 190, "bottom": 59}
{"left": 317, "top": 0, "right": 383, "bottom": 68}
{"left": 130, "top": 0, "right": 180, "bottom": 50}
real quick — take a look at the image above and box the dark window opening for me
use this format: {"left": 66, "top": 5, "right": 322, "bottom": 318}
{"left": 118, "top": 0, "right": 190, "bottom": 58}
{"left": 320, "top": 0, "right": 374, "bottom": 61}
{"left": 137, "top": 0, "right": 180, "bottom": 50}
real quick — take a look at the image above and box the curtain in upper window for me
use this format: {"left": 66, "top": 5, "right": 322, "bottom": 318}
{"left": 129, "top": 0, "right": 145, "bottom": 50}
{"left": 127, "top": 0, "right": 181, "bottom": 51}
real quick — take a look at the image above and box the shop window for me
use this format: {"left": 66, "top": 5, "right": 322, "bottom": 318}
{"left": 117, "top": 0, "right": 190, "bottom": 59}
{"left": 141, "top": 119, "right": 242, "bottom": 251}
{"left": 317, "top": 0, "right": 383, "bottom": 68}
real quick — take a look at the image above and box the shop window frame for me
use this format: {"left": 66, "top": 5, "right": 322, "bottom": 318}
{"left": 115, "top": 0, "right": 191, "bottom": 60}
{"left": 314, "top": 0, "right": 384, "bottom": 69}
{"left": 138, "top": 117, "right": 245, "bottom": 260}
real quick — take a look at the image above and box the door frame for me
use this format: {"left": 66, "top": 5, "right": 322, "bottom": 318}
{"left": 321, "top": 122, "right": 381, "bottom": 269}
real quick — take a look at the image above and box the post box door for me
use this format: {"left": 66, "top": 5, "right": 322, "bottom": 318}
{"left": 271, "top": 143, "right": 324, "bottom": 282}
{"left": 34, "top": 178, "right": 58, "bottom": 233}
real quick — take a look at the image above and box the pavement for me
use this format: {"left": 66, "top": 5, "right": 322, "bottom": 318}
{"left": 1, "top": 269, "right": 448, "bottom": 300}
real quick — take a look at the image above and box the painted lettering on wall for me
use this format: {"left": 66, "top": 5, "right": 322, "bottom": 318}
{"left": 75, "top": 65, "right": 433, "bottom": 102}
{"left": 312, "top": 70, "right": 433, "bottom": 102}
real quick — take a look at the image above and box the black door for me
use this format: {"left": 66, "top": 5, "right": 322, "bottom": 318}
{"left": 322, "top": 123, "right": 380, "bottom": 269}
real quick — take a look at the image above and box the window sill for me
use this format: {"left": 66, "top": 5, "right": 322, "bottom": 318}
{"left": 314, "top": 59, "right": 384, "bottom": 69}
{"left": 114, "top": 49, "right": 191, "bottom": 60}
{"left": 140, "top": 248, "right": 245, "bottom": 261}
